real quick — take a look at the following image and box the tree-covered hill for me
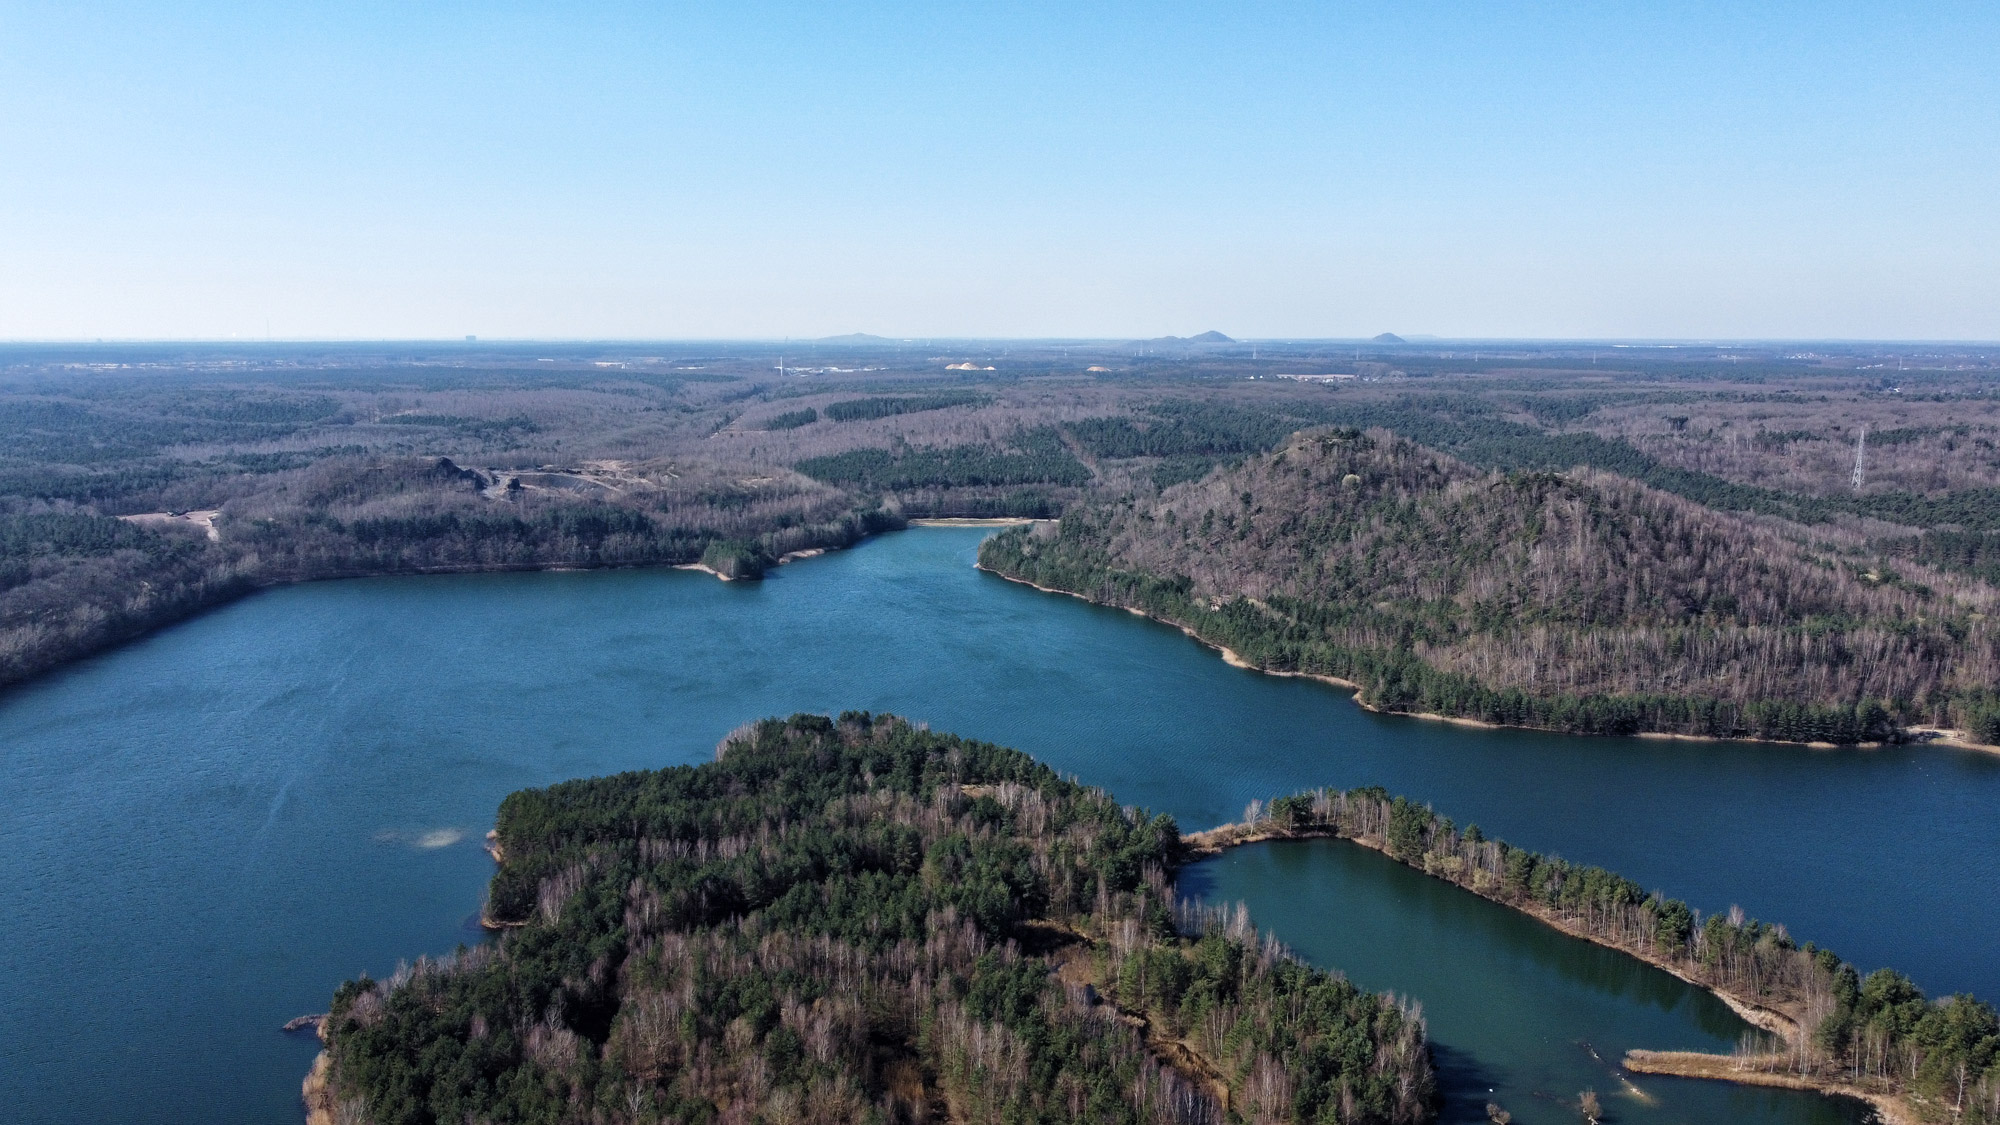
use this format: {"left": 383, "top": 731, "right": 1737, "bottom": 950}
{"left": 316, "top": 714, "right": 1436, "bottom": 1125}
{"left": 980, "top": 430, "right": 2000, "bottom": 744}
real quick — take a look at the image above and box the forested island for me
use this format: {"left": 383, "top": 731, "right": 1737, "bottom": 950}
{"left": 309, "top": 714, "right": 1436, "bottom": 1125}
{"left": 978, "top": 429, "right": 2000, "bottom": 747}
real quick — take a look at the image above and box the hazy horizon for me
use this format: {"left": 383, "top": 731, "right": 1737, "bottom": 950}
{"left": 4, "top": 3, "right": 1995, "bottom": 341}
{"left": 4, "top": 334, "right": 1996, "bottom": 348}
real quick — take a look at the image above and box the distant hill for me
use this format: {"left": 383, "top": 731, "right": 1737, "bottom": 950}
{"left": 1371, "top": 333, "right": 1407, "bottom": 344}
{"left": 813, "top": 332, "right": 895, "bottom": 344}
{"left": 980, "top": 428, "right": 2000, "bottom": 744}
{"left": 1137, "top": 330, "right": 1235, "bottom": 346}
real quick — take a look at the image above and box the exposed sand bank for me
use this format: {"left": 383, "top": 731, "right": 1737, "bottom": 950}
{"left": 1623, "top": 1051, "right": 1909, "bottom": 1125}
{"left": 907, "top": 517, "right": 1045, "bottom": 527}
{"left": 677, "top": 542, "right": 851, "bottom": 581}
{"left": 1906, "top": 725, "right": 2000, "bottom": 757}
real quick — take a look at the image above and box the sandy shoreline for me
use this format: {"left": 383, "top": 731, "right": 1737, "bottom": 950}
{"left": 1624, "top": 1051, "right": 1909, "bottom": 1125}
{"left": 978, "top": 564, "right": 2000, "bottom": 757}
{"left": 1905, "top": 725, "right": 1999, "bottom": 756}
{"left": 907, "top": 517, "right": 1044, "bottom": 527}
{"left": 674, "top": 545, "right": 830, "bottom": 582}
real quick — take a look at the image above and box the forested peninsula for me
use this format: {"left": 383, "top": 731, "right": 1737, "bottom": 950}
{"left": 309, "top": 714, "right": 1999, "bottom": 1125}
{"left": 310, "top": 714, "right": 1436, "bottom": 1125}
{"left": 1186, "top": 790, "right": 2000, "bottom": 1124}
{"left": 978, "top": 429, "right": 2000, "bottom": 747}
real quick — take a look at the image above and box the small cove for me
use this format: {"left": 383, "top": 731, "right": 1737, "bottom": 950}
{"left": 0, "top": 526, "right": 1990, "bottom": 1123}
{"left": 1184, "top": 839, "right": 1868, "bottom": 1123}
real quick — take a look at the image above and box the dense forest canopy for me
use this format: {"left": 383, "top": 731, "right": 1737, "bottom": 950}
{"left": 317, "top": 713, "right": 1436, "bottom": 1125}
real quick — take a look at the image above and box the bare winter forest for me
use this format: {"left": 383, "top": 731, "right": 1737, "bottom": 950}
{"left": 985, "top": 429, "right": 2000, "bottom": 737}
{"left": 4, "top": 336, "right": 1999, "bottom": 741}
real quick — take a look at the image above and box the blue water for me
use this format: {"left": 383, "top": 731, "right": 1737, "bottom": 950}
{"left": 0, "top": 527, "right": 1988, "bottom": 1123}
{"left": 1187, "top": 842, "right": 1865, "bottom": 1123}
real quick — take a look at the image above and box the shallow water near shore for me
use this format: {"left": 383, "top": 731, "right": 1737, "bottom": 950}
{"left": 1185, "top": 840, "right": 1869, "bottom": 1124}
{"left": 0, "top": 526, "right": 1990, "bottom": 1123}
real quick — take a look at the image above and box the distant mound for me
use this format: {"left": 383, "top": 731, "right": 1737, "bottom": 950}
{"left": 1371, "top": 333, "right": 1407, "bottom": 344}
{"left": 814, "top": 332, "right": 893, "bottom": 344}
{"left": 1138, "top": 330, "right": 1235, "bottom": 346}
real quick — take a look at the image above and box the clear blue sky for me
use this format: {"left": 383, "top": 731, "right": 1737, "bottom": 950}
{"left": 2, "top": 2, "right": 1995, "bottom": 340}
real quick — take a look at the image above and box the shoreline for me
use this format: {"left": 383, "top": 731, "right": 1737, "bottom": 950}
{"left": 675, "top": 546, "right": 833, "bottom": 581}
{"left": 330, "top": 716, "right": 1918, "bottom": 1125}
{"left": 0, "top": 525, "right": 886, "bottom": 695}
{"left": 7, "top": 514, "right": 1036, "bottom": 697}
{"left": 478, "top": 829, "right": 522, "bottom": 930}
{"left": 976, "top": 563, "right": 2000, "bottom": 758}
{"left": 672, "top": 562, "right": 735, "bottom": 581}
{"left": 301, "top": 1013, "right": 335, "bottom": 1125}
{"left": 1623, "top": 1051, "right": 1910, "bottom": 1125}
{"left": 1184, "top": 822, "right": 1912, "bottom": 1123}
{"left": 1182, "top": 822, "right": 1798, "bottom": 1038}
{"left": 15, "top": 519, "right": 1995, "bottom": 763}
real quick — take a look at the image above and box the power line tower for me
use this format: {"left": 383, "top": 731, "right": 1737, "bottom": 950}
{"left": 1851, "top": 424, "right": 1868, "bottom": 492}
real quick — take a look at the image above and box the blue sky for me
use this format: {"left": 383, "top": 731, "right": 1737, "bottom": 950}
{"left": 2, "top": 2, "right": 1995, "bottom": 339}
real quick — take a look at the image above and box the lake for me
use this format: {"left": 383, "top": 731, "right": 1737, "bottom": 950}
{"left": 1, "top": 526, "right": 1988, "bottom": 1123}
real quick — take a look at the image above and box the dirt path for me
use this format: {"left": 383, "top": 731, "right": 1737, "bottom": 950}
{"left": 118, "top": 509, "right": 220, "bottom": 541}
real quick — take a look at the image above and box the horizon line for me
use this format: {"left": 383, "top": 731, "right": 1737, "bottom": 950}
{"left": 3, "top": 336, "right": 1998, "bottom": 348}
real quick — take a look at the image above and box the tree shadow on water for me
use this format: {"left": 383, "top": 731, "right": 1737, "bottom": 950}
{"left": 1430, "top": 1039, "right": 1517, "bottom": 1123}
{"left": 1174, "top": 860, "right": 1221, "bottom": 902}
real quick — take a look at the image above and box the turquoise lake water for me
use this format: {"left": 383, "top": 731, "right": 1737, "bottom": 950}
{"left": 1, "top": 526, "right": 1989, "bottom": 1123}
